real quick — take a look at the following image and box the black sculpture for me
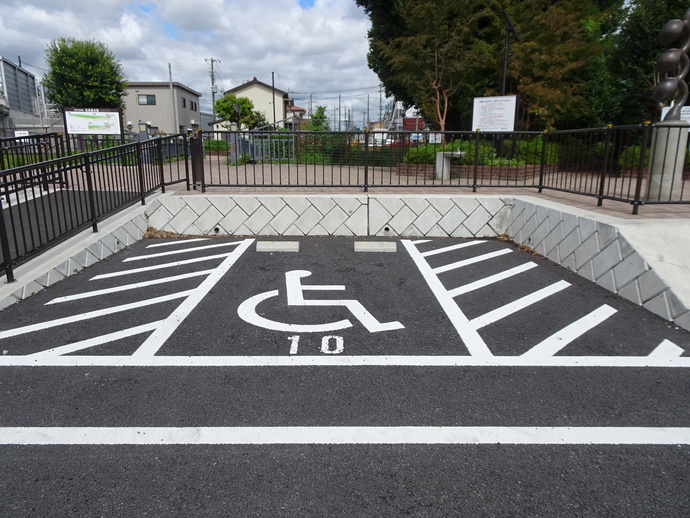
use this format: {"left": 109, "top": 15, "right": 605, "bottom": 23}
{"left": 652, "top": 8, "right": 690, "bottom": 121}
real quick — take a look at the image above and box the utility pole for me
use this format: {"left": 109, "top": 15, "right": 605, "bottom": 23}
{"left": 272, "top": 72, "right": 277, "bottom": 129}
{"left": 379, "top": 84, "right": 383, "bottom": 126}
{"left": 169, "top": 63, "right": 179, "bottom": 133}
{"left": 205, "top": 57, "right": 221, "bottom": 120}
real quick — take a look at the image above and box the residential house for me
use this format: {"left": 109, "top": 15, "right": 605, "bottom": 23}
{"left": 223, "top": 77, "right": 301, "bottom": 129}
{"left": 123, "top": 82, "right": 201, "bottom": 135}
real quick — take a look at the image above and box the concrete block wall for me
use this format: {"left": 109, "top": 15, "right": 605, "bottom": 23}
{"left": 144, "top": 194, "right": 513, "bottom": 238}
{"left": 507, "top": 198, "right": 690, "bottom": 329}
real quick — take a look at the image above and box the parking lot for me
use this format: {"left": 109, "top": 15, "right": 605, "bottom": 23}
{"left": 1, "top": 236, "right": 689, "bottom": 515}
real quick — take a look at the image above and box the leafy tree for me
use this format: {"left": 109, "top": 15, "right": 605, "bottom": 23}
{"left": 374, "top": 0, "right": 503, "bottom": 133}
{"left": 306, "top": 105, "right": 330, "bottom": 130}
{"left": 355, "top": 0, "right": 416, "bottom": 108}
{"left": 357, "top": 0, "right": 625, "bottom": 130}
{"left": 607, "top": 0, "right": 690, "bottom": 125}
{"left": 509, "top": 1, "right": 605, "bottom": 129}
{"left": 214, "top": 94, "right": 268, "bottom": 130}
{"left": 43, "top": 38, "right": 126, "bottom": 110}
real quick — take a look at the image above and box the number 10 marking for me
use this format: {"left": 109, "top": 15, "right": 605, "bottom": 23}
{"left": 288, "top": 335, "right": 344, "bottom": 355}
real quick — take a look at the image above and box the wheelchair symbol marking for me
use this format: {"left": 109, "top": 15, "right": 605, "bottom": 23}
{"left": 237, "top": 270, "right": 404, "bottom": 333}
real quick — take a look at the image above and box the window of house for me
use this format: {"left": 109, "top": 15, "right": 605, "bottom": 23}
{"left": 138, "top": 94, "right": 156, "bottom": 105}
{"left": 190, "top": 101, "right": 197, "bottom": 111}
{"left": 181, "top": 97, "right": 186, "bottom": 108}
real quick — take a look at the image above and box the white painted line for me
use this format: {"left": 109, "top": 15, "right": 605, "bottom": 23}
{"left": 47, "top": 270, "right": 214, "bottom": 304}
{"left": 1, "top": 355, "right": 690, "bottom": 367}
{"left": 432, "top": 249, "right": 513, "bottom": 274}
{"left": 124, "top": 241, "right": 243, "bottom": 262}
{"left": 131, "top": 239, "right": 254, "bottom": 357}
{"left": 0, "top": 291, "right": 193, "bottom": 340}
{"left": 354, "top": 241, "right": 397, "bottom": 253}
{"left": 402, "top": 240, "right": 493, "bottom": 358}
{"left": 90, "top": 252, "right": 234, "bottom": 280}
{"left": 649, "top": 339, "right": 685, "bottom": 358}
{"left": 471, "top": 280, "right": 571, "bottom": 330}
{"left": 522, "top": 305, "right": 618, "bottom": 358}
{"left": 27, "top": 321, "right": 164, "bottom": 358}
{"left": 447, "top": 262, "right": 539, "bottom": 297}
{"left": 146, "top": 238, "right": 210, "bottom": 248}
{"left": 419, "top": 240, "right": 484, "bottom": 258}
{"left": 256, "top": 241, "right": 300, "bottom": 253}
{"left": 2, "top": 426, "right": 689, "bottom": 445}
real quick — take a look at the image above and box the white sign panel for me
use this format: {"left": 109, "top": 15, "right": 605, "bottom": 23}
{"left": 472, "top": 96, "right": 517, "bottom": 132}
{"left": 65, "top": 109, "right": 121, "bottom": 135}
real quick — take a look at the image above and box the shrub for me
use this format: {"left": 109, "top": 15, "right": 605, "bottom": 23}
{"left": 617, "top": 145, "right": 647, "bottom": 170}
{"left": 237, "top": 152, "right": 252, "bottom": 165}
{"left": 204, "top": 139, "right": 229, "bottom": 153}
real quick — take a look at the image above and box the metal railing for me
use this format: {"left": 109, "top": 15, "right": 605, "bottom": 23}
{"left": 2, "top": 125, "right": 687, "bottom": 281}
{"left": 0, "top": 135, "right": 188, "bottom": 282}
{"left": 0, "top": 133, "right": 65, "bottom": 171}
{"left": 192, "top": 125, "right": 688, "bottom": 214}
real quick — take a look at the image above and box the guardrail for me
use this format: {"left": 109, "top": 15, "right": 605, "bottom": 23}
{"left": 0, "top": 135, "right": 188, "bottom": 282}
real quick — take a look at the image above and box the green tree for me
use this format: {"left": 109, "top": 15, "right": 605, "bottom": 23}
{"left": 306, "top": 105, "right": 330, "bottom": 130}
{"left": 509, "top": 1, "right": 605, "bottom": 129}
{"left": 43, "top": 38, "right": 126, "bottom": 110}
{"left": 214, "top": 94, "right": 269, "bottom": 130}
{"left": 607, "top": 0, "right": 690, "bottom": 125}
{"left": 355, "top": 0, "right": 416, "bottom": 109}
{"left": 357, "top": 0, "right": 623, "bottom": 130}
{"left": 375, "top": 0, "right": 503, "bottom": 133}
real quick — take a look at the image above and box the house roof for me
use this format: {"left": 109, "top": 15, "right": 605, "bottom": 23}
{"left": 224, "top": 77, "right": 288, "bottom": 97}
{"left": 127, "top": 82, "right": 202, "bottom": 97}
{"left": 288, "top": 105, "right": 306, "bottom": 113}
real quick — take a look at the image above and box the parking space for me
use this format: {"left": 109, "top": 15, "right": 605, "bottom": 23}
{"left": 1, "top": 236, "right": 690, "bottom": 515}
{"left": 0, "top": 235, "right": 687, "bottom": 366}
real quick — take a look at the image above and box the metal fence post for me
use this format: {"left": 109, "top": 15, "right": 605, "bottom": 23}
{"left": 632, "top": 122, "right": 652, "bottom": 215}
{"left": 538, "top": 130, "right": 548, "bottom": 193}
{"left": 0, "top": 197, "right": 15, "bottom": 283}
{"left": 157, "top": 137, "right": 166, "bottom": 194}
{"left": 183, "top": 134, "right": 191, "bottom": 191}
{"left": 597, "top": 125, "right": 613, "bottom": 206}
{"left": 83, "top": 153, "right": 99, "bottom": 233}
{"left": 363, "top": 129, "right": 369, "bottom": 192}
{"left": 136, "top": 141, "right": 146, "bottom": 205}
{"left": 472, "top": 130, "right": 481, "bottom": 192}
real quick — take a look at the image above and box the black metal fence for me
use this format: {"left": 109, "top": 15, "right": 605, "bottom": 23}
{"left": 1, "top": 124, "right": 688, "bottom": 282}
{"left": 193, "top": 124, "right": 688, "bottom": 213}
{"left": 1, "top": 135, "right": 188, "bottom": 281}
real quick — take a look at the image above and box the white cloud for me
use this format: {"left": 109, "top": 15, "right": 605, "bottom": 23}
{"left": 0, "top": 0, "right": 389, "bottom": 122}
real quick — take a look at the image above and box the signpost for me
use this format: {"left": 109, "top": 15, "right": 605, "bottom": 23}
{"left": 64, "top": 108, "right": 122, "bottom": 135}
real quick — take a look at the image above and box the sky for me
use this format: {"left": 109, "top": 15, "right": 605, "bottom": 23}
{"left": 0, "top": 0, "right": 392, "bottom": 127}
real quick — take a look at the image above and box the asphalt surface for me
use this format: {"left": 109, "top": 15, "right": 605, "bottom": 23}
{"left": 0, "top": 236, "right": 689, "bottom": 516}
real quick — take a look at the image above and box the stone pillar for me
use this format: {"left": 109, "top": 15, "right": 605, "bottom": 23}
{"left": 646, "top": 120, "right": 689, "bottom": 202}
